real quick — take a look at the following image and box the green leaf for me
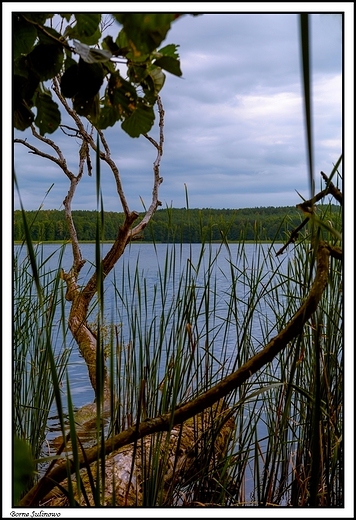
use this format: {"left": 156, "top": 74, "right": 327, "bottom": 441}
{"left": 63, "top": 55, "right": 78, "bottom": 71}
{"left": 14, "top": 74, "right": 38, "bottom": 130}
{"left": 13, "top": 17, "right": 37, "bottom": 60}
{"left": 13, "top": 71, "right": 39, "bottom": 131}
{"left": 34, "top": 92, "right": 61, "bottom": 135}
{"left": 102, "top": 60, "right": 116, "bottom": 75}
{"left": 121, "top": 102, "right": 155, "bottom": 137}
{"left": 37, "top": 26, "right": 62, "bottom": 45}
{"left": 157, "top": 43, "right": 180, "bottom": 58}
{"left": 116, "top": 29, "right": 130, "bottom": 50}
{"left": 154, "top": 56, "right": 182, "bottom": 77}
{"left": 60, "top": 63, "right": 79, "bottom": 98}
{"left": 72, "top": 40, "right": 112, "bottom": 63}
{"left": 115, "top": 13, "right": 177, "bottom": 32}
{"left": 60, "top": 58, "right": 104, "bottom": 120}
{"left": 73, "top": 93, "right": 100, "bottom": 118}
{"left": 103, "top": 35, "right": 119, "bottom": 53}
{"left": 75, "top": 13, "right": 101, "bottom": 37}
{"left": 77, "top": 60, "right": 104, "bottom": 99}
{"left": 65, "top": 14, "right": 101, "bottom": 45}
{"left": 14, "top": 102, "right": 35, "bottom": 131}
{"left": 147, "top": 65, "right": 166, "bottom": 93}
{"left": 22, "top": 13, "right": 53, "bottom": 24}
{"left": 102, "top": 35, "right": 128, "bottom": 56}
{"left": 67, "top": 26, "right": 101, "bottom": 46}
{"left": 27, "top": 43, "right": 63, "bottom": 81}
{"left": 14, "top": 56, "right": 29, "bottom": 78}
{"left": 114, "top": 13, "right": 177, "bottom": 55}
{"left": 14, "top": 72, "right": 39, "bottom": 104}
{"left": 96, "top": 104, "right": 121, "bottom": 129}
{"left": 128, "top": 63, "right": 148, "bottom": 83}
{"left": 13, "top": 436, "right": 35, "bottom": 505}
{"left": 108, "top": 71, "right": 137, "bottom": 116}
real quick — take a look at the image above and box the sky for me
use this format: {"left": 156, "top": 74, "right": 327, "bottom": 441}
{"left": 9, "top": 5, "right": 349, "bottom": 214}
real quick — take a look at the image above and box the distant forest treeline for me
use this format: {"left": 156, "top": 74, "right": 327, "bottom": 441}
{"left": 14, "top": 206, "right": 341, "bottom": 243}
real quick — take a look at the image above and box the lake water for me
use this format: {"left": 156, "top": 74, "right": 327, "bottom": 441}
{"left": 14, "top": 241, "right": 292, "bottom": 420}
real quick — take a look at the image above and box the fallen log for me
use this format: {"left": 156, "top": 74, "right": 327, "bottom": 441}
{"left": 40, "top": 401, "right": 235, "bottom": 507}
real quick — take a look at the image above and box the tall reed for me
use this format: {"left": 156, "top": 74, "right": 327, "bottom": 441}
{"left": 13, "top": 238, "right": 72, "bottom": 495}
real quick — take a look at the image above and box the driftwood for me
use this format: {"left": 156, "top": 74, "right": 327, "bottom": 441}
{"left": 40, "top": 401, "right": 235, "bottom": 507}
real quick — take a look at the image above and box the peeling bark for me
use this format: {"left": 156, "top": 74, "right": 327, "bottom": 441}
{"left": 40, "top": 402, "right": 235, "bottom": 507}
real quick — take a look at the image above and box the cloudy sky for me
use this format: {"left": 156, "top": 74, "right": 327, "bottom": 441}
{"left": 10, "top": 6, "right": 347, "bottom": 214}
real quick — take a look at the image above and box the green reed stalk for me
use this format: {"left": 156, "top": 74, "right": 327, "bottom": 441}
{"left": 13, "top": 210, "right": 72, "bottom": 500}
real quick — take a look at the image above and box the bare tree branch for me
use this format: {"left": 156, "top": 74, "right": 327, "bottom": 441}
{"left": 14, "top": 127, "right": 74, "bottom": 181}
{"left": 19, "top": 14, "right": 73, "bottom": 51}
{"left": 52, "top": 78, "right": 92, "bottom": 141}
{"left": 320, "top": 170, "right": 343, "bottom": 206}
{"left": 276, "top": 217, "right": 309, "bottom": 256}
{"left": 131, "top": 96, "right": 165, "bottom": 237}
{"left": 52, "top": 78, "right": 132, "bottom": 217}
{"left": 297, "top": 170, "right": 343, "bottom": 215}
{"left": 276, "top": 171, "right": 343, "bottom": 257}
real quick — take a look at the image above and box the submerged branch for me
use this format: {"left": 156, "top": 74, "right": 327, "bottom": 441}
{"left": 20, "top": 241, "right": 331, "bottom": 506}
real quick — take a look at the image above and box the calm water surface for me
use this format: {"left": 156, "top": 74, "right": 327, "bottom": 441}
{"left": 15, "top": 241, "right": 292, "bottom": 413}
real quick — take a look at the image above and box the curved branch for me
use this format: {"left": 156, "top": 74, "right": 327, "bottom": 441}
{"left": 297, "top": 170, "right": 343, "bottom": 215}
{"left": 49, "top": 89, "right": 166, "bottom": 402}
{"left": 52, "top": 78, "right": 92, "bottom": 142}
{"left": 60, "top": 211, "right": 139, "bottom": 401}
{"left": 95, "top": 127, "right": 131, "bottom": 216}
{"left": 20, "top": 241, "right": 331, "bottom": 506}
{"left": 77, "top": 211, "right": 140, "bottom": 311}
{"left": 131, "top": 96, "right": 165, "bottom": 237}
{"left": 14, "top": 126, "right": 74, "bottom": 180}
{"left": 52, "top": 79, "right": 131, "bottom": 217}
{"left": 276, "top": 217, "right": 309, "bottom": 256}
{"left": 321, "top": 171, "right": 343, "bottom": 206}
{"left": 20, "top": 14, "right": 73, "bottom": 51}
{"left": 276, "top": 170, "right": 343, "bottom": 257}
{"left": 63, "top": 179, "right": 86, "bottom": 275}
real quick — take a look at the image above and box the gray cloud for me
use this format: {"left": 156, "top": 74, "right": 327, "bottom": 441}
{"left": 13, "top": 12, "right": 343, "bottom": 211}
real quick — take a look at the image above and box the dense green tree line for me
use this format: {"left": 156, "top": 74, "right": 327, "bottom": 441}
{"left": 14, "top": 205, "right": 341, "bottom": 243}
